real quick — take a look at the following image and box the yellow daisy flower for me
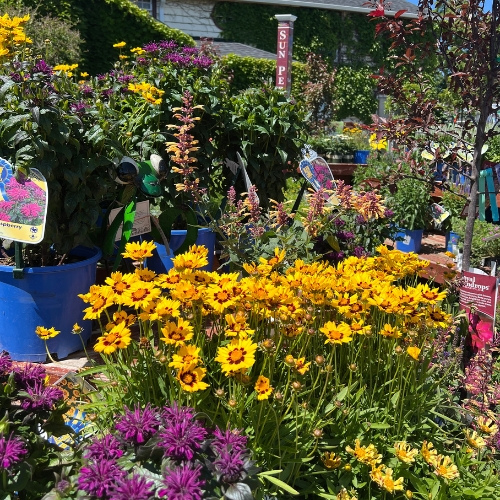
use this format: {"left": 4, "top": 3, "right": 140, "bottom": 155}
{"left": 113, "top": 41, "right": 126, "bottom": 48}
{"left": 379, "top": 323, "right": 402, "bottom": 339}
{"left": 94, "top": 322, "right": 132, "bottom": 355}
{"left": 320, "top": 321, "right": 353, "bottom": 345}
{"left": 254, "top": 375, "right": 273, "bottom": 400}
{"left": 477, "top": 416, "right": 498, "bottom": 435}
{"left": 465, "top": 429, "right": 486, "bottom": 449}
{"left": 421, "top": 441, "right": 438, "bottom": 466}
{"left": 35, "top": 326, "right": 60, "bottom": 340}
{"left": 370, "top": 465, "right": 404, "bottom": 493}
{"left": 346, "top": 439, "right": 382, "bottom": 466}
{"left": 169, "top": 345, "right": 202, "bottom": 370}
{"left": 121, "top": 241, "right": 156, "bottom": 262}
{"left": 394, "top": 441, "right": 418, "bottom": 464}
{"left": 122, "top": 281, "right": 161, "bottom": 309}
{"left": 160, "top": 318, "right": 194, "bottom": 347}
{"left": 322, "top": 451, "right": 341, "bottom": 469}
{"left": 215, "top": 338, "right": 258, "bottom": 374}
{"left": 407, "top": 346, "right": 421, "bottom": 360}
{"left": 432, "top": 454, "right": 459, "bottom": 480}
{"left": 177, "top": 364, "right": 209, "bottom": 392}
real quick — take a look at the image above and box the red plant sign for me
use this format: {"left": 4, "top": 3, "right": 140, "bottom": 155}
{"left": 275, "top": 15, "right": 296, "bottom": 93}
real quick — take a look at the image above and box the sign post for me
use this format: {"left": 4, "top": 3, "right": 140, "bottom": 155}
{"left": 275, "top": 14, "right": 297, "bottom": 94}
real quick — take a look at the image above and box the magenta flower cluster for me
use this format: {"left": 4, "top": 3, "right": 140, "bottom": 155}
{"left": 77, "top": 402, "right": 257, "bottom": 500}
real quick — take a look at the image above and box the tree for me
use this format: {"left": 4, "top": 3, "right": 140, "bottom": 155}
{"left": 367, "top": 0, "right": 500, "bottom": 271}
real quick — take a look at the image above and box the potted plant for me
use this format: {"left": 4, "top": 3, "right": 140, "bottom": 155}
{"left": 441, "top": 185, "right": 467, "bottom": 252}
{"left": 344, "top": 124, "right": 371, "bottom": 164}
{"left": 390, "top": 177, "right": 432, "bottom": 253}
{"left": 0, "top": 15, "right": 115, "bottom": 361}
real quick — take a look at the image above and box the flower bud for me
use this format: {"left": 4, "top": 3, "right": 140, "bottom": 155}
{"left": 305, "top": 314, "right": 313, "bottom": 321}
{"left": 285, "top": 355, "right": 295, "bottom": 366}
{"left": 315, "top": 355, "right": 325, "bottom": 365}
{"left": 349, "top": 363, "right": 357, "bottom": 371}
{"left": 395, "top": 346, "right": 403, "bottom": 355}
{"left": 312, "top": 428, "right": 323, "bottom": 439}
{"left": 292, "top": 381, "right": 302, "bottom": 391}
{"left": 159, "top": 355, "right": 167, "bottom": 364}
{"left": 215, "top": 388, "right": 225, "bottom": 398}
{"left": 274, "top": 391, "right": 283, "bottom": 401}
{"left": 301, "top": 402, "right": 308, "bottom": 410}
{"left": 228, "top": 399, "right": 237, "bottom": 408}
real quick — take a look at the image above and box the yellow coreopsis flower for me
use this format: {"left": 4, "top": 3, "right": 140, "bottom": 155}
{"left": 370, "top": 465, "right": 404, "bottom": 493}
{"left": 149, "top": 297, "right": 181, "bottom": 321}
{"left": 346, "top": 439, "right": 382, "bottom": 466}
{"left": 215, "top": 338, "right": 258, "bottom": 375}
{"left": 122, "top": 240, "right": 156, "bottom": 262}
{"left": 477, "top": 416, "right": 498, "bottom": 435}
{"left": 173, "top": 250, "right": 208, "bottom": 270}
{"left": 336, "top": 488, "right": 358, "bottom": 500}
{"left": 113, "top": 41, "right": 126, "bottom": 48}
{"left": 160, "top": 318, "right": 194, "bottom": 347}
{"left": 369, "top": 133, "right": 387, "bottom": 151}
{"left": 407, "top": 346, "right": 421, "bottom": 360}
{"left": 421, "top": 441, "right": 438, "bottom": 466}
{"left": 35, "top": 326, "right": 60, "bottom": 341}
{"left": 294, "top": 357, "right": 311, "bottom": 375}
{"left": 122, "top": 280, "right": 161, "bottom": 309}
{"left": 394, "top": 441, "right": 419, "bottom": 464}
{"left": 465, "top": 429, "right": 486, "bottom": 449}
{"left": 432, "top": 454, "right": 459, "bottom": 480}
{"left": 379, "top": 323, "right": 402, "bottom": 339}
{"left": 177, "top": 363, "right": 209, "bottom": 392}
{"left": 322, "top": 451, "right": 342, "bottom": 469}
{"left": 254, "top": 375, "right": 273, "bottom": 400}
{"left": 320, "top": 321, "right": 354, "bottom": 345}
{"left": 80, "top": 285, "right": 114, "bottom": 320}
{"left": 169, "top": 345, "right": 202, "bottom": 370}
{"left": 94, "top": 322, "right": 132, "bottom": 355}
{"left": 105, "top": 311, "right": 136, "bottom": 331}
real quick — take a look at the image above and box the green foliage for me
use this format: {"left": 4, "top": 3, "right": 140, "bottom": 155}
{"left": 17, "top": 0, "right": 193, "bottom": 74}
{"left": 213, "top": 2, "right": 390, "bottom": 68}
{"left": 225, "top": 84, "right": 308, "bottom": 208}
{"left": 221, "top": 54, "right": 307, "bottom": 97}
{"left": 484, "top": 133, "right": 500, "bottom": 163}
{"left": 452, "top": 218, "right": 500, "bottom": 264}
{"left": 390, "top": 177, "right": 432, "bottom": 230}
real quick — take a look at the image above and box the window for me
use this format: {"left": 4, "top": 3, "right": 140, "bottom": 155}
{"left": 133, "top": 1, "right": 153, "bottom": 15}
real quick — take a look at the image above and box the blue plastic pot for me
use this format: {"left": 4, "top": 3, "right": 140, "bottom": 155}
{"left": 395, "top": 229, "right": 424, "bottom": 253}
{"left": 445, "top": 231, "right": 460, "bottom": 253}
{"left": 147, "top": 227, "right": 216, "bottom": 273}
{"left": 353, "top": 150, "right": 370, "bottom": 164}
{"left": 0, "top": 246, "right": 101, "bottom": 362}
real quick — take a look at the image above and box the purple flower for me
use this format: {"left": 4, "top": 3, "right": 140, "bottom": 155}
{"left": 384, "top": 208, "right": 394, "bottom": 218}
{"left": 158, "top": 463, "right": 204, "bottom": 499}
{"left": 333, "top": 218, "right": 345, "bottom": 227}
{"left": 161, "top": 402, "right": 196, "bottom": 425}
{"left": 337, "top": 231, "right": 355, "bottom": 241}
{"left": 211, "top": 427, "right": 247, "bottom": 455}
{"left": 143, "top": 42, "right": 159, "bottom": 52}
{"left": 115, "top": 404, "right": 161, "bottom": 445}
{"left": 14, "top": 363, "right": 46, "bottom": 387}
{"left": 100, "top": 88, "right": 114, "bottom": 99}
{"left": 9, "top": 72, "right": 23, "bottom": 82}
{"left": 32, "top": 59, "right": 53, "bottom": 75}
{"left": 78, "top": 459, "right": 126, "bottom": 499}
{"left": 355, "top": 215, "right": 366, "bottom": 225}
{"left": 80, "top": 85, "right": 94, "bottom": 97}
{"left": 83, "top": 434, "right": 124, "bottom": 460}
{"left": 0, "top": 434, "right": 27, "bottom": 470}
{"left": 117, "top": 74, "right": 134, "bottom": 84}
{"left": 213, "top": 449, "right": 245, "bottom": 483}
{"left": 158, "top": 419, "right": 207, "bottom": 461}
{"left": 0, "top": 352, "right": 12, "bottom": 375}
{"left": 108, "top": 474, "right": 155, "bottom": 500}
{"left": 70, "top": 101, "right": 89, "bottom": 114}
{"left": 158, "top": 40, "right": 177, "bottom": 50}
{"left": 353, "top": 246, "right": 366, "bottom": 258}
{"left": 20, "top": 380, "right": 63, "bottom": 411}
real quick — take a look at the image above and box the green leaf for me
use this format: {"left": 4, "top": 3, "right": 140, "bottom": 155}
{"left": 113, "top": 200, "right": 137, "bottom": 272}
{"left": 258, "top": 472, "right": 300, "bottom": 495}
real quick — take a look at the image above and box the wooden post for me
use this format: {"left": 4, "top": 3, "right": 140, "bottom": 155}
{"left": 275, "top": 14, "right": 296, "bottom": 95}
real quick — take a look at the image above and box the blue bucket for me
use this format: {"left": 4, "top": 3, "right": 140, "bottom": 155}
{"left": 0, "top": 246, "right": 101, "bottom": 362}
{"left": 395, "top": 229, "right": 424, "bottom": 253}
{"left": 445, "top": 231, "right": 460, "bottom": 253}
{"left": 165, "top": 228, "right": 216, "bottom": 272}
{"left": 353, "top": 150, "right": 370, "bottom": 165}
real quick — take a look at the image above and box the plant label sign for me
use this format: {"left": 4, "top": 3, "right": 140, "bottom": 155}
{"left": 459, "top": 271, "right": 498, "bottom": 346}
{"left": 0, "top": 158, "right": 48, "bottom": 244}
{"left": 109, "top": 200, "right": 151, "bottom": 241}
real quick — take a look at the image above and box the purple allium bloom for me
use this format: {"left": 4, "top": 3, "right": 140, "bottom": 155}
{"left": 211, "top": 427, "right": 247, "bottom": 455}
{"left": 78, "top": 459, "right": 126, "bottom": 499}
{"left": 158, "top": 40, "right": 177, "bottom": 49}
{"left": 20, "top": 380, "right": 64, "bottom": 411}
{"left": 32, "top": 59, "right": 53, "bottom": 75}
{"left": 213, "top": 449, "right": 245, "bottom": 483}
{"left": 0, "top": 352, "right": 12, "bottom": 375}
{"left": 161, "top": 402, "right": 196, "bottom": 425}
{"left": 14, "top": 363, "right": 46, "bottom": 387}
{"left": 108, "top": 474, "right": 155, "bottom": 500}
{"left": 115, "top": 404, "right": 161, "bottom": 445}
{"left": 83, "top": 433, "right": 124, "bottom": 461}
{"left": 0, "top": 434, "right": 27, "bottom": 470}
{"left": 158, "top": 419, "right": 207, "bottom": 461}
{"left": 158, "top": 463, "right": 204, "bottom": 500}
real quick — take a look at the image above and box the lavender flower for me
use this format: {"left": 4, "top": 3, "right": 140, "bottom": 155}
{"left": 83, "top": 434, "right": 124, "bottom": 460}
{"left": 161, "top": 402, "right": 196, "bottom": 425}
{"left": 108, "top": 474, "right": 155, "bottom": 500}
{"left": 213, "top": 449, "right": 246, "bottom": 483}
{"left": 14, "top": 363, "right": 46, "bottom": 387}
{"left": 158, "top": 40, "right": 178, "bottom": 50}
{"left": 0, "top": 434, "right": 28, "bottom": 470}
{"left": 80, "top": 85, "right": 94, "bottom": 97}
{"left": 78, "top": 459, "right": 126, "bottom": 498}
{"left": 143, "top": 42, "right": 159, "bottom": 52}
{"left": 115, "top": 404, "right": 161, "bottom": 445}
{"left": 20, "top": 380, "right": 64, "bottom": 411}
{"left": 0, "top": 351, "right": 12, "bottom": 375}
{"left": 158, "top": 463, "right": 204, "bottom": 499}
{"left": 158, "top": 419, "right": 207, "bottom": 461}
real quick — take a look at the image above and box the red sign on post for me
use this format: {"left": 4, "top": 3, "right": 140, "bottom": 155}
{"left": 275, "top": 14, "right": 296, "bottom": 94}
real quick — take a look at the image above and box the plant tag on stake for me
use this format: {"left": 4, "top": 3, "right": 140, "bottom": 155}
{"left": 0, "top": 158, "right": 48, "bottom": 244}
{"left": 299, "top": 145, "right": 340, "bottom": 205}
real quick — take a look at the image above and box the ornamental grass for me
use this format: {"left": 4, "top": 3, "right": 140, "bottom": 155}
{"left": 75, "top": 241, "right": 500, "bottom": 498}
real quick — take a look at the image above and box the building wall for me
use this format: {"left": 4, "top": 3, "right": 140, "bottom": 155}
{"left": 159, "top": 0, "right": 222, "bottom": 38}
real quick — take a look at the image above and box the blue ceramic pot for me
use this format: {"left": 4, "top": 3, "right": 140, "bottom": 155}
{"left": 395, "top": 228, "right": 424, "bottom": 253}
{"left": 353, "top": 150, "right": 370, "bottom": 164}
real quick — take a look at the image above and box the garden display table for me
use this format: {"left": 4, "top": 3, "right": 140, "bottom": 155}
{"left": 328, "top": 163, "right": 364, "bottom": 185}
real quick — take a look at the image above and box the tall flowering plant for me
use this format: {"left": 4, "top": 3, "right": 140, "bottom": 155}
{"left": 75, "top": 239, "right": 500, "bottom": 497}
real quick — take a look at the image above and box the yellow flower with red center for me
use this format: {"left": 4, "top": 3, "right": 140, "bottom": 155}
{"left": 148, "top": 297, "right": 181, "bottom": 321}
{"left": 426, "top": 307, "right": 452, "bottom": 328}
{"left": 320, "top": 321, "right": 354, "bottom": 345}
{"left": 379, "top": 323, "right": 402, "bottom": 339}
{"left": 121, "top": 241, "right": 156, "bottom": 262}
{"left": 205, "top": 283, "right": 238, "bottom": 314}
{"left": 94, "top": 322, "right": 132, "bottom": 355}
{"left": 105, "top": 311, "right": 136, "bottom": 331}
{"left": 346, "top": 439, "right": 382, "bottom": 466}
{"left": 394, "top": 441, "right": 418, "bottom": 464}
{"left": 122, "top": 281, "right": 161, "bottom": 309}
{"left": 254, "top": 375, "right": 273, "bottom": 400}
{"left": 224, "top": 312, "right": 254, "bottom": 338}
{"left": 421, "top": 441, "right": 438, "bottom": 466}
{"left": 160, "top": 318, "right": 194, "bottom": 347}
{"left": 322, "top": 451, "right": 341, "bottom": 469}
{"left": 407, "top": 346, "right": 421, "bottom": 360}
{"left": 465, "top": 429, "right": 486, "bottom": 449}
{"left": 294, "top": 357, "right": 311, "bottom": 375}
{"left": 215, "top": 338, "right": 258, "bottom": 374}
{"left": 80, "top": 285, "right": 114, "bottom": 320}
{"left": 172, "top": 249, "right": 208, "bottom": 271}
{"left": 350, "top": 320, "right": 371, "bottom": 335}
{"left": 35, "top": 326, "right": 60, "bottom": 340}
{"left": 104, "top": 271, "right": 136, "bottom": 299}
{"left": 170, "top": 280, "right": 200, "bottom": 304}
{"left": 169, "top": 345, "right": 202, "bottom": 370}
{"left": 135, "top": 268, "right": 156, "bottom": 282}
{"left": 432, "top": 454, "right": 459, "bottom": 480}
{"left": 415, "top": 283, "right": 447, "bottom": 304}
{"left": 177, "top": 363, "right": 209, "bottom": 392}
{"left": 370, "top": 465, "right": 404, "bottom": 493}
{"left": 477, "top": 416, "right": 498, "bottom": 435}
{"left": 156, "top": 269, "right": 181, "bottom": 289}
{"left": 259, "top": 247, "right": 286, "bottom": 268}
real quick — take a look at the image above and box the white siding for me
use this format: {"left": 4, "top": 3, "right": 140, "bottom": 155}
{"left": 160, "top": 0, "right": 222, "bottom": 38}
